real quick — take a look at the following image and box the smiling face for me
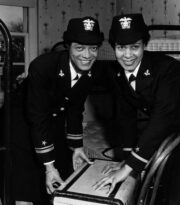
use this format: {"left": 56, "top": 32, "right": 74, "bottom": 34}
{"left": 69, "top": 42, "right": 99, "bottom": 73}
{"left": 115, "top": 40, "right": 145, "bottom": 72}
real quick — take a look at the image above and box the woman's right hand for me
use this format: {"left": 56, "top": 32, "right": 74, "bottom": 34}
{"left": 45, "top": 163, "right": 64, "bottom": 194}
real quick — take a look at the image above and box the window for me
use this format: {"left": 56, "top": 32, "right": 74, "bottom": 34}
{"left": 0, "top": 6, "right": 23, "bottom": 32}
{"left": 0, "top": 2, "right": 37, "bottom": 107}
{"left": 0, "top": 5, "right": 28, "bottom": 76}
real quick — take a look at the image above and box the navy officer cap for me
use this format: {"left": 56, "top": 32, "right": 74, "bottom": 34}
{"left": 109, "top": 13, "right": 149, "bottom": 45}
{"left": 63, "top": 16, "right": 104, "bottom": 45}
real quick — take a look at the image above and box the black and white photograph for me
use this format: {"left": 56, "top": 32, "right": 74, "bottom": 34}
{"left": 0, "top": 1, "right": 180, "bottom": 205}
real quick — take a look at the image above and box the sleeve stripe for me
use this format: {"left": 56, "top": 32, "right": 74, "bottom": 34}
{"left": 131, "top": 151, "right": 148, "bottom": 163}
{"left": 123, "top": 148, "right": 132, "bottom": 151}
{"left": 66, "top": 134, "right": 83, "bottom": 140}
{"left": 67, "top": 136, "right": 83, "bottom": 140}
{"left": 35, "top": 144, "right": 54, "bottom": 154}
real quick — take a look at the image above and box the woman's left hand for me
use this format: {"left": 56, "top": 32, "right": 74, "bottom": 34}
{"left": 101, "top": 160, "right": 125, "bottom": 175}
{"left": 93, "top": 164, "right": 133, "bottom": 194}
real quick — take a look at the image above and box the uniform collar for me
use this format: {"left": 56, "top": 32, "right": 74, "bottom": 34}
{"left": 125, "top": 61, "right": 141, "bottom": 80}
{"left": 69, "top": 61, "right": 82, "bottom": 80}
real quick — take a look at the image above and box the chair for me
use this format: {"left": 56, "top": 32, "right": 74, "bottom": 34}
{"left": 136, "top": 133, "right": 180, "bottom": 205}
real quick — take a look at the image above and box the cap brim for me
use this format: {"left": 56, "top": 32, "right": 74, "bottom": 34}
{"left": 114, "top": 32, "right": 143, "bottom": 45}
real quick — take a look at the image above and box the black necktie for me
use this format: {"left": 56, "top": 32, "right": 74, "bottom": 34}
{"left": 128, "top": 74, "right": 136, "bottom": 90}
{"left": 71, "top": 74, "right": 79, "bottom": 87}
{"left": 129, "top": 74, "right": 136, "bottom": 83}
{"left": 73, "top": 74, "right": 79, "bottom": 81}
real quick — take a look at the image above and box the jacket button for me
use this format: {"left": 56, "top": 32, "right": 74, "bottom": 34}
{"left": 60, "top": 107, "right": 65, "bottom": 111}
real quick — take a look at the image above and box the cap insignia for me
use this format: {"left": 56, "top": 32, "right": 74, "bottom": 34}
{"left": 83, "top": 19, "right": 95, "bottom": 31}
{"left": 119, "top": 17, "right": 132, "bottom": 29}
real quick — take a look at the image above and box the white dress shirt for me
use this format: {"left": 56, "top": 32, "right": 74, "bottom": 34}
{"left": 70, "top": 61, "right": 81, "bottom": 87}
{"left": 125, "top": 62, "right": 141, "bottom": 90}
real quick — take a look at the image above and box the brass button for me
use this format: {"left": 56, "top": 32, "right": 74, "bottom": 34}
{"left": 60, "top": 107, "right": 65, "bottom": 111}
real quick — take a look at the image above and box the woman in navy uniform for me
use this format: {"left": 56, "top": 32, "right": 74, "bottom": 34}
{"left": 94, "top": 14, "right": 180, "bottom": 205}
{"left": 11, "top": 16, "right": 104, "bottom": 205}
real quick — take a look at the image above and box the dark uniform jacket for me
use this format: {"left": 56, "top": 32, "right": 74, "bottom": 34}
{"left": 106, "top": 51, "right": 180, "bottom": 173}
{"left": 27, "top": 51, "right": 98, "bottom": 164}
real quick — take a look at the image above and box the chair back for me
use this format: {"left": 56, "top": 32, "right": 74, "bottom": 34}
{"left": 137, "top": 133, "right": 180, "bottom": 205}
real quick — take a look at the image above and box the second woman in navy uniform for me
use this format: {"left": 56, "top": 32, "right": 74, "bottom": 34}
{"left": 94, "top": 13, "right": 180, "bottom": 205}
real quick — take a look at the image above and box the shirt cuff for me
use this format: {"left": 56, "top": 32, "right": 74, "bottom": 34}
{"left": 35, "top": 145, "right": 55, "bottom": 164}
{"left": 43, "top": 160, "right": 55, "bottom": 165}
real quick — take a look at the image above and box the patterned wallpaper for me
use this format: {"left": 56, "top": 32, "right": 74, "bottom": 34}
{"left": 116, "top": 0, "right": 180, "bottom": 38}
{"left": 38, "top": 0, "right": 116, "bottom": 54}
{"left": 38, "top": 0, "right": 180, "bottom": 55}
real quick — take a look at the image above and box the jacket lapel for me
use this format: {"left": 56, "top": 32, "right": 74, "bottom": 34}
{"left": 56, "top": 51, "right": 71, "bottom": 91}
{"left": 119, "top": 68, "right": 139, "bottom": 98}
{"left": 136, "top": 52, "right": 153, "bottom": 93}
{"left": 69, "top": 70, "right": 93, "bottom": 101}
{"left": 112, "top": 53, "right": 153, "bottom": 108}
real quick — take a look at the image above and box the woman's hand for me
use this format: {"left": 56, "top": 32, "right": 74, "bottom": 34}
{"left": 101, "top": 160, "right": 125, "bottom": 175}
{"left": 45, "top": 163, "right": 64, "bottom": 194}
{"left": 72, "top": 147, "right": 93, "bottom": 170}
{"left": 93, "top": 164, "right": 132, "bottom": 194}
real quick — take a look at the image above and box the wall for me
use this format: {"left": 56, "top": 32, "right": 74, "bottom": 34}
{"left": 38, "top": 0, "right": 180, "bottom": 53}
{"left": 116, "top": 0, "right": 180, "bottom": 38}
{"left": 38, "top": 0, "right": 116, "bottom": 54}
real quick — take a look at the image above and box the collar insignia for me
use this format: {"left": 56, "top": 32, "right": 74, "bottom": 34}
{"left": 83, "top": 19, "right": 95, "bottom": 31}
{"left": 87, "top": 71, "right": 92, "bottom": 77}
{"left": 58, "top": 69, "right": 65, "bottom": 77}
{"left": 119, "top": 17, "right": 132, "bottom": 29}
{"left": 144, "top": 69, "right": 151, "bottom": 76}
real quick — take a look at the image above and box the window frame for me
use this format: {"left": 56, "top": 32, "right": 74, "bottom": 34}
{"left": 0, "top": 0, "right": 35, "bottom": 8}
{"left": 0, "top": 1, "right": 38, "bottom": 74}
